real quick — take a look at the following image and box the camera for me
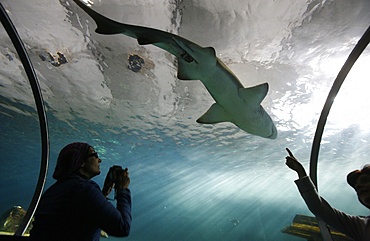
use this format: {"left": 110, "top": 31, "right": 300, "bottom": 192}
{"left": 102, "top": 165, "right": 124, "bottom": 196}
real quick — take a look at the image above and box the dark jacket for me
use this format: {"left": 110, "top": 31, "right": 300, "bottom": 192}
{"left": 30, "top": 174, "right": 131, "bottom": 241}
{"left": 296, "top": 176, "right": 369, "bottom": 241}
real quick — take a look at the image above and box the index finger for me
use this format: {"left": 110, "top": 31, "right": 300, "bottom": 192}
{"left": 286, "top": 148, "right": 294, "bottom": 157}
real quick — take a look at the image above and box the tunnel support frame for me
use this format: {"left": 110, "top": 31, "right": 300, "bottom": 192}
{"left": 0, "top": 3, "right": 50, "bottom": 237}
{"left": 309, "top": 25, "right": 370, "bottom": 241}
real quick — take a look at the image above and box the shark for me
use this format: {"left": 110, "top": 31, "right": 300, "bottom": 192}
{"left": 73, "top": 0, "right": 277, "bottom": 139}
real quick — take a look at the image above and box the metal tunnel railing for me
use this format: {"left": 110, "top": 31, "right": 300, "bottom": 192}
{"left": 309, "top": 25, "right": 370, "bottom": 241}
{"left": 0, "top": 3, "right": 50, "bottom": 237}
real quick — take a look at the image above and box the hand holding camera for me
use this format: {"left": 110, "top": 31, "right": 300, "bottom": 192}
{"left": 115, "top": 167, "right": 130, "bottom": 189}
{"left": 102, "top": 165, "right": 130, "bottom": 197}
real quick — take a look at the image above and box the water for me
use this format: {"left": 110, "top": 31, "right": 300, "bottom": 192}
{"left": 1, "top": 0, "right": 370, "bottom": 240}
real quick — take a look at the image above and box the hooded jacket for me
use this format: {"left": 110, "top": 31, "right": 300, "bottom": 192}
{"left": 30, "top": 173, "right": 131, "bottom": 241}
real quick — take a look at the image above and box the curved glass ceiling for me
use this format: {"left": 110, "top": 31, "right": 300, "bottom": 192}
{"left": 0, "top": 0, "right": 369, "bottom": 240}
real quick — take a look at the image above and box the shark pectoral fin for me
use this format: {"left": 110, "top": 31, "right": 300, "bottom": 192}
{"left": 196, "top": 103, "right": 230, "bottom": 124}
{"left": 238, "top": 83, "right": 269, "bottom": 105}
{"left": 177, "top": 59, "right": 195, "bottom": 80}
{"left": 137, "top": 37, "right": 155, "bottom": 45}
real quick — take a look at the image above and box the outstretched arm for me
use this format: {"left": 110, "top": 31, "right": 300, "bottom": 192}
{"left": 285, "top": 148, "right": 367, "bottom": 241}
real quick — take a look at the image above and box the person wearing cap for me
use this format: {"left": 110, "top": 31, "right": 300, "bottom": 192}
{"left": 30, "top": 142, "right": 132, "bottom": 241}
{"left": 285, "top": 148, "right": 370, "bottom": 241}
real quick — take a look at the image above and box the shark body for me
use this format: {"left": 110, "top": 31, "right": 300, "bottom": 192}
{"left": 73, "top": 0, "right": 277, "bottom": 139}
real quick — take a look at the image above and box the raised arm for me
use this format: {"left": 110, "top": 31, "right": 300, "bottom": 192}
{"left": 285, "top": 148, "right": 367, "bottom": 241}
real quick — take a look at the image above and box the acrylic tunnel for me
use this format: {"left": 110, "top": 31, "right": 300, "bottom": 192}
{"left": 0, "top": 0, "right": 370, "bottom": 240}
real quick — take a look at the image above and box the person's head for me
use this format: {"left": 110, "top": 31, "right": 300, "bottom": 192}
{"left": 79, "top": 146, "right": 102, "bottom": 179}
{"left": 53, "top": 142, "right": 101, "bottom": 180}
{"left": 347, "top": 165, "right": 370, "bottom": 209}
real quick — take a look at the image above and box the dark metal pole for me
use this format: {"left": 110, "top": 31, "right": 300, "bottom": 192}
{"left": 0, "top": 3, "right": 50, "bottom": 236}
{"left": 309, "top": 25, "right": 370, "bottom": 241}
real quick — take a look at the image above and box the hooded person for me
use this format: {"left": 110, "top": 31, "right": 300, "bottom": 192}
{"left": 52, "top": 142, "right": 92, "bottom": 180}
{"left": 285, "top": 148, "right": 370, "bottom": 241}
{"left": 30, "top": 142, "right": 132, "bottom": 241}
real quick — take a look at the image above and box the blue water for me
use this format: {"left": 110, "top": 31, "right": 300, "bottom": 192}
{"left": 1, "top": 106, "right": 307, "bottom": 241}
{"left": 3, "top": 96, "right": 368, "bottom": 240}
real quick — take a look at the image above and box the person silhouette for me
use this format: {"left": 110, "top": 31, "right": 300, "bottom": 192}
{"left": 285, "top": 148, "right": 370, "bottom": 241}
{"left": 30, "top": 142, "right": 132, "bottom": 241}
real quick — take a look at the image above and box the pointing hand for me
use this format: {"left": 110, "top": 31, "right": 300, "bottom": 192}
{"left": 285, "top": 148, "right": 307, "bottom": 179}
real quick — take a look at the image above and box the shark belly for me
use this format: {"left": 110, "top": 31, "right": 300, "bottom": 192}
{"left": 72, "top": 0, "right": 277, "bottom": 139}
{"left": 196, "top": 65, "right": 277, "bottom": 139}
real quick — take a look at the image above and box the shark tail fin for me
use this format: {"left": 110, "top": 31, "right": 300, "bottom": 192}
{"left": 73, "top": 0, "right": 126, "bottom": 35}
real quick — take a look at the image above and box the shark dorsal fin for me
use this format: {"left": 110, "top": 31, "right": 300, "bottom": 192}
{"left": 196, "top": 103, "right": 230, "bottom": 124}
{"left": 73, "top": 0, "right": 278, "bottom": 139}
{"left": 203, "top": 47, "right": 218, "bottom": 66}
{"left": 238, "top": 83, "right": 269, "bottom": 105}
{"left": 205, "top": 47, "right": 216, "bottom": 57}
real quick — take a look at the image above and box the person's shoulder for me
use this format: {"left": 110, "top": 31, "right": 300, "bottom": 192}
{"left": 77, "top": 175, "right": 100, "bottom": 190}
{"left": 79, "top": 179, "right": 106, "bottom": 205}
{"left": 64, "top": 174, "right": 101, "bottom": 192}
{"left": 86, "top": 179, "right": 101, "bottom": 190}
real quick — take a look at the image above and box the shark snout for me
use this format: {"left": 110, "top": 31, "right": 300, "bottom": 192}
{"left": 267, "top": 126, "right": 278, "bottom": 139}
